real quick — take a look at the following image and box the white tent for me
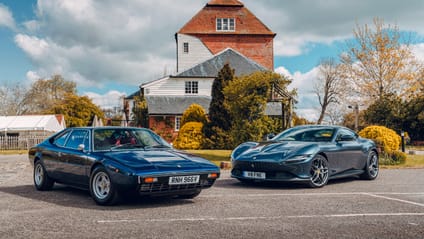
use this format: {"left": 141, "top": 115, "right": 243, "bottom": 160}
{"left": 0, "top": 115, "right": 66, "bottom": 133}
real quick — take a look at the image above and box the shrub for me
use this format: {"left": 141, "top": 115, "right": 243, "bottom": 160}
{"left": 180, "top": 104, "right": 207, "bottom": 127}
{"left": 359, "top": 125, "right": 401, "bottom": 152}
{"left": 173, "top": 122, "right": 204, "bottom": 150}
{"left": 387, "top": 150, "right": 407, "bottom": 164}
{"left": 359, "top": 125, "right": 405, "bottom": 164}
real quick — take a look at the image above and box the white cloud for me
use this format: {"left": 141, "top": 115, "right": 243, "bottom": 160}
{"left": 276, "top": 66, "right": 321, "bottom": 122}
{"left": 0, "top": 4, "right": 16, "bottom": 30}
{"left": 412, "top": 43, "right": 424, "bottom": 61}
{"left": 83, "top": 90, "right": 126, "bottom": 110}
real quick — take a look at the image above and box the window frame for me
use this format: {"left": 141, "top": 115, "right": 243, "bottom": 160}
{"left": 216, "top": 18, "right": 235, "bottom": 32}
{"left": 175, "top": 116, "right": 182, "bottom": 131}
{"left": 185, "top": 81, "right": 198, "bottom": 94}
{"left": 183, "top": 42, "right": 189, "bottom": 53}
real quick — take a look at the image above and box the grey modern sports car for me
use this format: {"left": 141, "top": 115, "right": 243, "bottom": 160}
{"left": 231, "top": 125, "right": 379, "bottom": 188}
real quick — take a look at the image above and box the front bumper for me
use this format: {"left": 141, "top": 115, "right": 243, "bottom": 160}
{"left": 108, "top": 168, "right": 220, "bottom": 196}
{"left": 231, "top": 160, "right": 311, "bottom": 182}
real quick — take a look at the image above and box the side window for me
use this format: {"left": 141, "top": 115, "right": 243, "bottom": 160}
{"left": 54, "top": 131, "right": 70, "bottom": 147}
{"left": 183, "top": 42, "right": 189, "bottom": 53}
{"left": 65, "top": 130, "right": 90, "bottom": 150}
{"left": 337, "top": 129, "right": 357, "bottom": 141}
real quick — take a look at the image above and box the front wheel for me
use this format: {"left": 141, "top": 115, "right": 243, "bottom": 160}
{"left": 34, "top": 160, "right": 54, "bottom": 191}
{"left": 89, "top": 166, "right": 120, "bottom": 205}
{"left": 307, "top": 155, "right": 329, "bottom": 188}
{"left": 360, "top": 151, "right": 379, "bottom": 180}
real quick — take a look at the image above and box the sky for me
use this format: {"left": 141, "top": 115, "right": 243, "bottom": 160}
{"left": 1, "top": 0, "right": 424, "bottom": 121}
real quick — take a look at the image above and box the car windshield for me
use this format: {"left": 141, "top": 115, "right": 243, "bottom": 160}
{"left": 93, "top": 128, "right": 171, "bottom": 151}
{"left": 272, "top": 127, "right": 335, "bottom": 142}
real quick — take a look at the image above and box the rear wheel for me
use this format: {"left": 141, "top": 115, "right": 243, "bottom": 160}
{"left": 307, "top": 155, "right": 329, "bottom": 188}
{"left": 89, "top": 166, "right": 120, "bottom": 205}
{"left": 360, "top": 151, "right": 379, "bottom": 180}
{"left": 33, "top": 160, "right": 54, "bottom": 191}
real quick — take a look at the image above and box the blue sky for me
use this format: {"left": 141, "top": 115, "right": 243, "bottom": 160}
{"left": 1, "top": 0, "right": 424, "bottom": 121}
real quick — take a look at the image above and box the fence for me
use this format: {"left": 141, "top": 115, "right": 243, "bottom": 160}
{"left": 0, "top": 135, "right": 47, "bottom": 150}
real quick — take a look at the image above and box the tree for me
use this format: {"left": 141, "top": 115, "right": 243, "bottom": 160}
{"left": 203, "top": 64, "right": 234, "bottom": 149}
{"left": 0, "top": 82, "right": 26, "bottom": 115}
{"left": 340, "top": 18, "right": 420, "bottom": 102}
{"left": 132, "top": 95, "right": 149, "bottom": 127}
{"left": 22, "top": 75, "right": 77, "bottom": 114}
{"left": 224, "top": 71, "right": 292, "bottom": 146}
{"left": 403, "top": 95, "right": 424, "bottom": 141}
{"left": 46, "top": 93, "right": 105, "bottom": 127}
{"left": 314, "top": 58, "right": 344, "bottom": 124}
{"left": 363, "top": 93, "right": 404, "bottom": 132}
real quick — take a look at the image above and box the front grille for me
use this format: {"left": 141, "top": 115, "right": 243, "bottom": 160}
{"left": 233, "top": 161, "right": 285, "bottom": 171}
{"left": 139, "top": 178, "right": 215, "bottom": 195}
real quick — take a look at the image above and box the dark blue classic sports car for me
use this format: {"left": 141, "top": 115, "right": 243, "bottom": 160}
{"left": 231, "top": 125, "right": 379, "bottom": 188}
{"left": 29, "top": 127, "right": 220, "bottom": 205}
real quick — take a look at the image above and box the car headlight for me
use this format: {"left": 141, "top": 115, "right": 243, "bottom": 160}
{"left": 285, "top": 154, "right": 312, "bottom": 163}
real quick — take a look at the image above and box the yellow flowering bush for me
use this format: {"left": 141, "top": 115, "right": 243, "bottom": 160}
{"left": 173, "top": 122, "right": 204, "bottom": 150}
{"left": 359, "top": 125, "right": 406, "bottom": 164}
{"left": 359, "top": 125, "right": 400, "bottom": 152}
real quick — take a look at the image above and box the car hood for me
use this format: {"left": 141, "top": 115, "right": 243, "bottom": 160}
{"left": 234, "top": 141, "right": 319, "bottom": 161}
{"left": 102, "top": 149, "right": 217, "bottom": 171}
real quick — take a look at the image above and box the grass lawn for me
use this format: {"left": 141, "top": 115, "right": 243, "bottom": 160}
{"left": 186, "top": 150, "right": 231, "bottom": 166}
{"left": 2, "top": 149, "right": 423, "bottom": 169}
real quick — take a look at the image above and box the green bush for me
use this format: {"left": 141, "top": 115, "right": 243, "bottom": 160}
{"left": 387, "top": 150, "right": 407, "bottom": 164}
{"left": 173, "top": 122, "right": 204, "bottom": 150}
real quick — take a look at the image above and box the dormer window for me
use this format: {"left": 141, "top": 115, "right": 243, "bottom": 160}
{"left": 185, "top": 81, "right": 198, "bottom": 94}
{"left": 216, "top": 18, "right": 235, "bottom": 31}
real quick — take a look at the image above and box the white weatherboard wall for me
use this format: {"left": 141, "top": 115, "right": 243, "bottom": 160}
{"left": 177, "top": 34, "right": 213, "bottom": 73}
{"left": 144, "top": 77, "right": 214, "bottom": 97}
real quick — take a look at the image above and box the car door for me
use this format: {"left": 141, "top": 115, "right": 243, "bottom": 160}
{"left": 42, "top": 130, "right": 72, "bottom": 179}
{"left": 57, "top": 129, "right": 91, "bottom": 186}
{"left": 334, "top": 129, "right": 364, "bottom": 172}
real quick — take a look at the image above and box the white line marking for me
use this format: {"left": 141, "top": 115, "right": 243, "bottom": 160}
{"left": 363, "top": 193, "right": 424, "bottom": 208}
{"left": 97, "top": 213, "right": 424, "bottom": 224}
{"left": 200, "top": 192, "right": 424, "bottom": 198}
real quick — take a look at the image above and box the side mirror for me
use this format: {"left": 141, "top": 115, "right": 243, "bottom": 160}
{"left": 337, "top": 135, "right": 356, "bottom": 142}
{"left": 77, "top": 144, "right": 85, "bottom": 151}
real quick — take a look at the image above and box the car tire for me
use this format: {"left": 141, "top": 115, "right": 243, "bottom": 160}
{"left": 307, "top": 155, "right": 329, "bottom": 188}
{"left": 33, "top": 160, "right": 54, "bottom": 191}
{"left": 177, "top": 189, "right": 201, "bottom": 199}
{"left": 89, "top": 166, "right": 120, "bottom": 205}
{"left": 360, "top": 150, "right": 379, "bottom": 180}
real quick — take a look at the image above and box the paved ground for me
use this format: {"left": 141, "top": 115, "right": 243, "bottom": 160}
{"left": 1, "top": 154, "right": 424, "bottom": 239}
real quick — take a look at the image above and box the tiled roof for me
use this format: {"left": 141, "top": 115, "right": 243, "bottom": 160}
{"left": 207, "top": 0, "right": 243, "bottom": 6}
{"left": 145, "top": 96, "right": 211, "bottom": 115}
{"left": 174, "top": 48, "right": 267, "bottom": 78}
{"left": 178, "top": 1, "right": 274, "bottom": 35}
{"left": 145, "top": 95, "right": 281, "bottom": 117}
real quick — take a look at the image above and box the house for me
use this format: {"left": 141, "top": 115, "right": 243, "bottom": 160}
{"left": 126, "top": 0, "right": 289, "bottom": 141}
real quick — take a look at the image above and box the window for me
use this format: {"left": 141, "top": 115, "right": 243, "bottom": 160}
{"left": 183, "top": 42, "right": 189, "bottom": 53}
{"left": 65, "top": 130, "right": 90, "bottom": 150}
{"left": 336, "top": 129, "right": 357, "bottom": 142}
{"left": 54, "top": 131, "right": 71, "bottom": 147}
{"left": 185, "top": 81, "right": 198, "bottom": 94}
{"left": 216, "top": 18, "right": 235, "bottom": 31}
{"left": 175, "top": 116, "right": 182, "bottom": 131}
